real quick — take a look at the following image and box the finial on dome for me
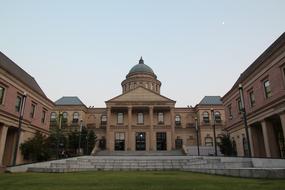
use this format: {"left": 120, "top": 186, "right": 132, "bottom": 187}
{"left": 139, "top": 56, "right": 144, "bottom": 64}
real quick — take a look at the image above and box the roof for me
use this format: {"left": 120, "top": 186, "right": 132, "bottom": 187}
{"left": 55, "top": 96, "right": 85, "bottom": 106}
{"left": 199, "top": 96, "right": 222, "bottom": 105}
{"left": 223, "top": 32, "right": 285, "bottom": 99}
{"left": 127, "top": 57, "right": 155, "bottom": 77}
{"left": 0, "top": 51, "right": 46, "bottom": 98}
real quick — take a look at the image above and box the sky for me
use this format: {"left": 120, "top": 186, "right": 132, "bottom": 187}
{"left": 0, "top": 0, "right": 284, "bottom": 107}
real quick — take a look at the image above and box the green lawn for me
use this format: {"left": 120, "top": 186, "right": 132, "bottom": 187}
{"left": 0, "top": 171, "right": 284, "bottom": 190}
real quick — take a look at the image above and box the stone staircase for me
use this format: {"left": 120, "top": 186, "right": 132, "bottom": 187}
{"left": 6, "top": 156, "right": 285, "bottom": 178}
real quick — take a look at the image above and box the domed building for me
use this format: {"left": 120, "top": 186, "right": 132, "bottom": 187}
{"left": 51, "top": 58, "right": 225, "bottom": 153}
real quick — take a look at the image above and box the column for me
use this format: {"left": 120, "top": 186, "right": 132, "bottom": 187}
{"left": 128, "top": 106, "right": 132, "bottom": 151}
{"left": 0, "top": 126, "right": 8, "bottom": 166}
{"left": 248, "top": 127, "right": 255, "bottom": 157}
{"left": 106, "top": 107, "right": 111, "bottom": 151}
{"left": 170, "top": 107, "right": 175, "bottom": 150}
{"left": 261, "top": 120, "right": 271, "bottom": 157}
{"left": 149, "top": 106, "right": 154, "bottom": 151}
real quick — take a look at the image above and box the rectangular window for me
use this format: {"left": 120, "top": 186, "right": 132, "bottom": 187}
{"left": 41, "top": 110, "right": 46, "bottom": 123}
{"left": 264, "top": 80, "right": 272, "bottom": 98}
{"left": 101, "top": 115, "right": 107, "bottom": 125}
{"left": 228, "top": 104, "right": 232, "bottom": 118}
{"left": 158, "top": 112, "right": 164, "bottom": 124}
{"left": 249, "top": 91, "right": 255, "bottom": 107}
{"left": 137, "top": 112, "right": 144, "bottom": 124}
{"left": 15, "top": 95, "right": 22, "bottom": 112}
{"left": 30, "top": 103, "right": 36, "bottom": 118}
{"left": 237, "top": 98, "right": 242, "bottom": 113}
{"left": 117, "top": 112, "right": 124, "bottom": 124}
{"left": 0, "top": 86, "right": 5, "bottom": 104}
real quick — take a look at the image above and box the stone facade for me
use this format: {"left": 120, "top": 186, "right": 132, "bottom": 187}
{"left": 52, "top": 58, "right": 226, "bottom": 153}
{"left": 222, "top": 32, "right": 285, "bottom": 158}
{"left": 0, "top": 52, "right": 54, "bottom": 166}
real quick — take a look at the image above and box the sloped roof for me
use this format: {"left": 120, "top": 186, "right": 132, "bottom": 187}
{"left": 106, "top": 86, "right": 175, "bottom": 103}
{"left": 199, "top": 96, "right": 222, "bottom": 105}
{"left": 55, "top": 96, "right": 85, "bottom": 106}
{"left": 0, "top": 51, "right": 46, "bottom": 97}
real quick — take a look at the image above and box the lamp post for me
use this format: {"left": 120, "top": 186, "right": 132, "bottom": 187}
{"left": 194, "top": 117, "right": 200, "bottom": 156}
{"left": 211, "top": 108, "right": 217, "bottom": 156}
{"left": 12, "top": 92, "right": 27, "bottom": 166}
{"left": 56, "top": 112, "right": 63, "bottom": 159}
{"left": 78, "top": 120, "right": 83, "bottom": 155}
{"left": 238, "top": 84, "right": 252, "bottom": 158}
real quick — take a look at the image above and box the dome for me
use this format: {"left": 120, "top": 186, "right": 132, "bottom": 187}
{"left": 127, "top": 57, "right": 155, "bottom": 76}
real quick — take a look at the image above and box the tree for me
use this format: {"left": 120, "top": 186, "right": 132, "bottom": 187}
{"left": 86, "top": 130, "right": 97, "bottom": 154}
{"left": 20, "top": 131, "right": 51, "bottom": 162}
{"left": 218, "top": 134, "right": 235, "bottom": 156}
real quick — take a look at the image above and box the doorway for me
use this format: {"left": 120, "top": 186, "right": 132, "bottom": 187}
{"left": 136, "top": 132, "right": 146, "bottom": 151}
{"left": 156, "top": 132, "right": 167, "bottom": 151}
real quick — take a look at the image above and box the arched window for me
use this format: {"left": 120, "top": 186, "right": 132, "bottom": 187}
{"left": 203, "top": 112, "right": 209, "bottom": 123}
{"left": 73, "top": 112, "right": 79, "bottom": 123}
{"left": 214, "top": 111, "right": 221, "bottom": 123}
{"left": 205, "top": 137, "right": 213, "bottom": 146}
{"left": 175, "top": 115, "right": 181, "bottom": 125}
{"left": 50, "top": 112, "right": 57, "bottom": 121}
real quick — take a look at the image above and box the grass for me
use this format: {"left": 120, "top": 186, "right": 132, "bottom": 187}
{"left": 0, "top": 171, "right": 284, "bottom": 190}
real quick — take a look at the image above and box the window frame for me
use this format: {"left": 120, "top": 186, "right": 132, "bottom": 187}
{"left": 263, "top": 80, "right": 272, "bottom": 99}
{"left": 41, "top": 109, "right": 46, "bottom": 124}
{"left": 137, "top": 112, "right": 144, "bottom": 124}
{"left": 72, "top": 112, "right": 79, "bottom": 123}
{"left": 249, "top": 90, "right": 256, "bottom": 107}
{"left": 202, "top": 111, "right": 210, "bottom": 123}
{"left": 158, "top": 112, "right": 164, "bottom": 124}
{"left": 214, "top": 111, "right": 221, "bottom": 123}
{"left": 117, "top": 112, "right": 124, "bottom": 124}
{"left": 175, "top": 115, "right": 181, "bottom": 125}
{"left": 50, "top": 112, "right": 57, "bottom": 121}
{"left": 15, "top": 95, "right": 22, "bottom": 113}
{"left": 30, "top": 103, "right": 36, "bottom": 118}
{"left": 0, "top": 86, "right": 5, "bottom": 105}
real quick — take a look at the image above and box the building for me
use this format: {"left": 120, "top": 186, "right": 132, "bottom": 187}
{"left": 0, "top": 52, "right": 54, "bottom": 166}
{"left": 222, "top": 32, "right": 285, "bottom": 158}
{"left": 51, "top": 57, "right": 226, "bottom": 152}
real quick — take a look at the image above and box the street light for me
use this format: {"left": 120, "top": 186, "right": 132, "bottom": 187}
{"left": 13, "top": 92, "right": 27, "bottom": 166}
{"left": 238, "top": 84, "right": 252, "bottom": 158}
{"left": 56, "top": 112, "right": 63, "bottom": 159}
{"left": 211, "top": 108, "right": 217, "bottom": 156}
{"left": 78, "top": 120, "right": 83, "bottom": 155}
{"left": 194, "top": 117, "right": 200, "bottom": 156}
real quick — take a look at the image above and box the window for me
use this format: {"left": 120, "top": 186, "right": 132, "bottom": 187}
{"left": 41, "top": 110, "right": 46, "bottom": 123}
{"left": 30, "top": 104, "right": 36, "bottom": 118}
{"left": 214, "top": 111, "right": 221, "bottom": 123}
{"left": 15, "top": 95, "right": 22, "bottom": 112}
{"left": 117, "top": 112, "right": 124, "bottom": 124}
{"left": 63, "top": 112, "right": 68, "bottom": 119}
{"left": 115, "top": 132, "right": 125, "bottom": 151}
{"left": 137, "top": 112, "right": 144, "bottom": 124}
{"left": 237, "top": 98, "right": 242, "bottom": 113}
{"left": 175, "top": 115, "right": 181, "bottom": 125}
{"left": 73, "top": 112, "right": 79, "bottom": 123}
{"left": 158, "top": 112, "right": 164, "bottom": 124}
{"left": 249, "top": 91, "right": 256, "bottom": 107}
{"left": 205, "top": 137, "right": 213, "bottom": 146}
{"left": 264, "top": 80, "right": 272, "bottom": 98}
{"left": 0, "top": 86, "right": 5, "bottom": 104}
{"left": 101, "top": 115, "right": 107, "bottom": 125}
{"left": 202, "top": 112, "right": 209, "bottom": 123}
{"left": 228, "top": 104, "right": 232, "bottom": 119}
{"left": 50, "top": 112, "right": 57, "bottom": 121}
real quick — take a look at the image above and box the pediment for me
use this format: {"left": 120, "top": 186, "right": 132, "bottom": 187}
{"left": 106, "top": 87, "right": 175, "bottom": 103}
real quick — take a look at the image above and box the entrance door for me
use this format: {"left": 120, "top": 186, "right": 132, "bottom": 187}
{"left": 156, "top": 132, "right": 167, "bottom": 151}
{"left": 136, "top": 132, "right": 146, "bottom": 151}
{"left": 114, "top": 133, "right": 125, "bottom": 151}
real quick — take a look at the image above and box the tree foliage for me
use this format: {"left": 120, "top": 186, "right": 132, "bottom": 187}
{"left": 218, "top": 134, "right": 236, "bottom": 156}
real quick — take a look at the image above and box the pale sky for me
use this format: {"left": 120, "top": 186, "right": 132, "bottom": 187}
{"left": 0, "top": 1, "right": 284, "bottom": 107}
